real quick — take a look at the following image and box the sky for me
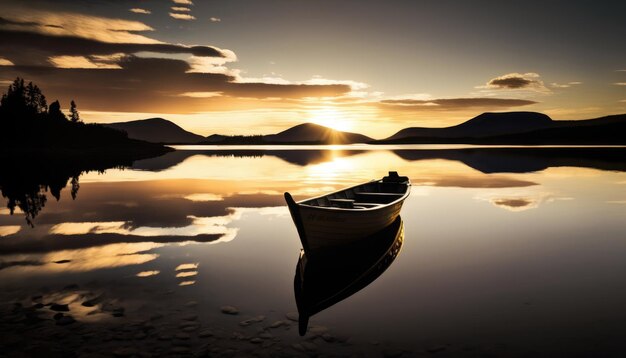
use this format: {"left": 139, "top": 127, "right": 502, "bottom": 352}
{"left": 0, "top": 0, "right": 625, "bottom": 137}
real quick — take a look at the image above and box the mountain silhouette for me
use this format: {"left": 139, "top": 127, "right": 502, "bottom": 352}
{"left": 200, "top": 122, "right": 373, "bottom": 144}
{"left": 382, "top": 112, "right": 626, "bottom": 144}
{"left": 387, "top": 112, "right": 553, "bottom": 140}
{"left": 105, "top": 118, "right": 206, "bottom": 144}
{"left": 264, "top": 123, "right": 372, "bottom": 143}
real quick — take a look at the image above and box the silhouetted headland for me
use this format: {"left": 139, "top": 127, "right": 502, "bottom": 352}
{"left": 0, "top": 78, "right": 172, "bottom": 225}
{"left": 0, "top": 78, "right": 172, "bottom": 157}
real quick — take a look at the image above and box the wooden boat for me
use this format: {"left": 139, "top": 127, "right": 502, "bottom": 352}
{"left": 294, "top": 216, "right": 404, "bottom": 335}
{"left": 284, "top": 171, "right": 410, "bottom": 252}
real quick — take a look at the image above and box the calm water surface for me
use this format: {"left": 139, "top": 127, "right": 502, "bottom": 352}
{"left": 2, "top": 146, "right": 626, "bottom": 357}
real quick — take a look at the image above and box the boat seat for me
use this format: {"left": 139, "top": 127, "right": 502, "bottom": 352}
{"left": 352, "top": 202, "right": 382, "bottom": 208}
{"left": 354, "top": 192, "right": 403, "bottom": 204}
{"left": 329, "top": 198, "right": 355, "bottom": 208}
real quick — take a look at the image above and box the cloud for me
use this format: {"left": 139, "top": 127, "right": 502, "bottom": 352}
{"left": 379, "top": 97, "right": 537, "bottom": 110}
{"left": 178, "top": 92, "right": 223, "bottom": 98}
{"left": 488, "top": 73, "right": 536, "bottom": 89}
{"left": 48, "top": 54, "right": 123, "bottom": 69}
{"left": 0, "top": 30, "right": 227, "bottom": 66}
{"left": 300, "top": 76, "right": 369, "bottom": 90}
{"left": 171, "top": 7, "right": 191, "bottom": 12}
{"left": 481, "top": 72, "right": 550, "bottom": 93}
{"left": 173, "top": 0, "right": 194, "bottom": 4}
{"left": 551, "top": 81, "right": 582, "bottom": 88}
{"left": 0, "top": 56, "right": 352, "bottom": 112}
{"left": 0, "top": 6, "right": 360, "bottom": 113}
{"left": 129, "top": 8, "right": 151, "bottom": 15}
{"left": 544, "top": 106, "right": 602, "bottom": 117}
{"left": 620, "top": 99, "right": 626, "bottom": 103}
{"left": 0, "top": 57, "right": 14, "bottom": 66}
{"left": 0, "top": 12, "right": 227, "bottom": 65}
{"left": 210, "top": 17, "right": 222, "bottom": 22}
{"left": 614, "top": 82, "right": 626, "bottom": 86}
{"left": 0, "top": 10, "right": 158, "bottom": 44}
{"left": 169, "top": 13, "right": 196, "bottom": 21}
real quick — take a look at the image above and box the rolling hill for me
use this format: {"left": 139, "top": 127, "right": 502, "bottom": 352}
{"left": 201, "top": 123, "right": 373, "bottom": 144}
{"left": 386, "top": 112, "right": 553, "bottom": 141}
{"left": 381, "top": 112, "right": 626, "bottom": 144}
{"left": 105, "top": 118, "right": 206, "bottom": 144}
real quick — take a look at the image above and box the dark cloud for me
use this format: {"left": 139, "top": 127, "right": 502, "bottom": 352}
{"left": 483, "top": 73, "right": 550, "bottom": 92}
{"left": 0, "top": 29, "right": 226, "bottom": 66}
{"left": 379, "top": 97, "right": 537, "bottom": 110}
{"left": 488, "top": 76, "right": 533, "bottom": 89}
{"left": 0, "top": 56, "right": 352, "bottom": 112}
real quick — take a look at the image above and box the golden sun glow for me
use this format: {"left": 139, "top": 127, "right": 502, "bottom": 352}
{"left": 307, "top": 107, "right": 353, "bottom": 132}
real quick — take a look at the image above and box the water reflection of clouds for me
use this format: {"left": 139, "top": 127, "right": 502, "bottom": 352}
{"left": 50, "top": 215, "right": 237, "bottom": 239}
{"left": 0, "top": 205, "right": 290, "bottom": 277}
{"left": 0, "top": 242, "right": 161, "bottom": 277}
{"left": 414, "top": 175, "right": 537, "bottom": 189}
{"left": 136, "top": 270, "right": 160, "bottom": 277}
{"left": 475, "top": 191, "right": 573, "bottom": 212}
{"left": 0, "top": 225, "right": 20, "bottom": 236}
{"left": 176, "top": 263, "right": 199, "bottom": 271}
{"left": 0, "top": 207, "right": 22, "bottom": 215}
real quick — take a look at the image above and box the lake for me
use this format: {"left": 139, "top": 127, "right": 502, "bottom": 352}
{"left": 2, "top": 145, "right": 626, "bottom": 357}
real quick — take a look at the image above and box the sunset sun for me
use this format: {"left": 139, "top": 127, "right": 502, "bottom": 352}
{"left": 307, "top": 107, "right": 353, "bottom": 132}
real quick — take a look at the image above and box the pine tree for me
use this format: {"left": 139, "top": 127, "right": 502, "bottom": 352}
{"left": 70, "top": 100, "right": 80, "bottom": 123}
{"left": 0, "top": 78, "right": 27, "bottom": 119}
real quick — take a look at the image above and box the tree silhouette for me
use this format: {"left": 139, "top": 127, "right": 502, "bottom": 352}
{"left": 0, "top": 78, "right": 48, "bottom": 121}
{"left": 70, "top": 100, "right": 80, "bottom": 123}
{"left": 26, "top": 81, "right": 47, "bottom": 115}
{"left": 48, "top": 100, "right": 67, "bottom": 122}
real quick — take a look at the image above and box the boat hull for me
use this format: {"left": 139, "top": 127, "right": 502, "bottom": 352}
{"left": 285, "top": 172, "right": 410, "bottom": 253}
{"left": 297, "top": 200, "right": 404, "bottom": 251}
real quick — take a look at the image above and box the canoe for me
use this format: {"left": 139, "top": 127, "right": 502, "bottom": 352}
{"left": 284, "top": 171, "right": 410, "bottom": 252}
{"left": 294, "top": 216, "right": 404, "bottom": 335}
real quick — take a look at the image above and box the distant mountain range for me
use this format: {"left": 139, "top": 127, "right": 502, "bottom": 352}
{"left": 103, "top": 112, "right": 626, "bottom": 145}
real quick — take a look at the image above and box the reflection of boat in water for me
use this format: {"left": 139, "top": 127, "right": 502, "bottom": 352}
{"left": 294, "top": 217, "right": 404, "bottom": 335}
{"left": 284, "top": 171, "right": 410, "bottom": 252}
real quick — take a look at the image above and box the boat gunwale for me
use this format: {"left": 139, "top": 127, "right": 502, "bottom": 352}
{"left": 295, "top": 178, "right": 411, "bottom": 212}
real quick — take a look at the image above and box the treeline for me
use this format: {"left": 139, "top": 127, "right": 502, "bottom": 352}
{"left": 205, "top": 135, "right": 267, "bottom": 145}
{"left": 0, "top": 77, "right": 139, "bottom": 150}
